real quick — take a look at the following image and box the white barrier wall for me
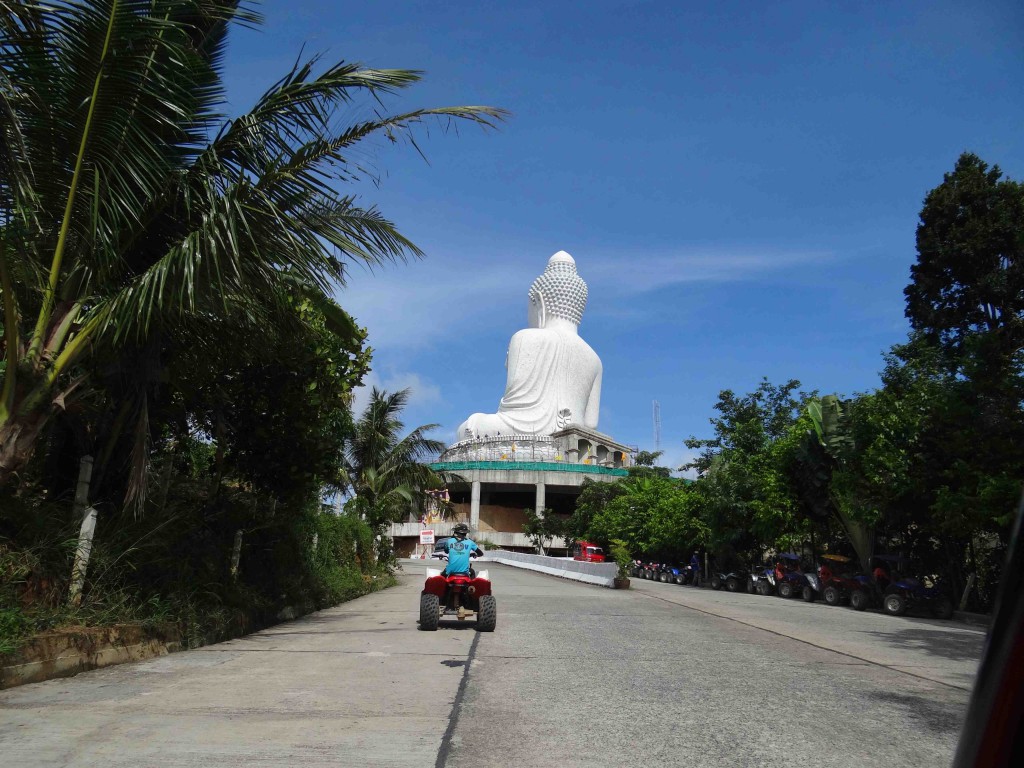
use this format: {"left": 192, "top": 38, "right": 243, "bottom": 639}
{"left": 487, "top": 550, "right": 619, "bottom": 588}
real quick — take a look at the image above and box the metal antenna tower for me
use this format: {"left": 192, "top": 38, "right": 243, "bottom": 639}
{"left": 652, "top": 400, "right": 661, "bottom": 452}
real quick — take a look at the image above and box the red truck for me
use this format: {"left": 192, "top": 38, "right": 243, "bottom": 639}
{"left": 571, "top": 541, "right": 606, "bottom": 562}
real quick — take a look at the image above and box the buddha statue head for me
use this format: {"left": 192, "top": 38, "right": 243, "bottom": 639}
{"left": 527, "top": 251, "right": 589, "bottom": 329}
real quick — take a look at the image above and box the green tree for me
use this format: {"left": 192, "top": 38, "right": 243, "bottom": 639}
{"left": 522, "top": 508, "right": 565, "bottom": 555}
{"left": 173, "top": 294, "right": 371, "bottom": 507}
{"left": 343, "top": 388, "right": 447, "bottom": 539}
{"left": 628, "top": 449, "right": 671, "bottom": 479}
{"left": 789, "top": 395, "right": 881, "bottom": 571}
{"left": 899, "top": 153, "right": 1021, "bottom": 597}
{"left": 633, "top": 450, "right": 663, "bottom": 467}
{"left": 905, "top": 153, "right": 1024, "bottom": 369}
{"left": 587, "top": 475, "right": 706, "bottom": 559}
{"left": 0, "top": 1, "right": 503, "bottom": 484}
{"left": 684, "top": 378, "right": 811, "bottom": 560}
{"left": 872, "top": 339, "right": 1019, "bottom": 606}
{"left": 899, "top": 153, "right": 1024, "bottom": 537}
{"left": 566, "top": 478, "right": 623, "bottom": 544}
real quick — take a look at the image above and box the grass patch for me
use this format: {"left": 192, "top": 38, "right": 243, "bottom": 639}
{"left": 1, "top": 502, "right": 395, "bottom": 661}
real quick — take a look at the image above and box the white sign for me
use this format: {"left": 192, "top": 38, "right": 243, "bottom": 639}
{"left": 419, "top": 529, "right": 435, "bottom": 545}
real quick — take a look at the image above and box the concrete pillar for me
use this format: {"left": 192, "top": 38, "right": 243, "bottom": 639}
{"left": 535, "top": 482, "right": 546, "bottom": 516}
{"left": 470, "top": 481, "right": 481, "bottom": 527}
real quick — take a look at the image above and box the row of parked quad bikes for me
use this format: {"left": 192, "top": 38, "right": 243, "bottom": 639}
{"left": 630, "top": 552, "right": 956, "bottom": 620}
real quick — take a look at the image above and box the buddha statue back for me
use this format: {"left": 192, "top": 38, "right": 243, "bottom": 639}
{"left": 457, "top": 251, "right": 602, "bottom": 442}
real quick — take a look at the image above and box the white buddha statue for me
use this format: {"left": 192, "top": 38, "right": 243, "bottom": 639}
{"left": 457, "top": 251, "right": 602, "bottom": 440}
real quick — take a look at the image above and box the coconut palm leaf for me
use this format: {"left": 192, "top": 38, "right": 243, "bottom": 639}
{"left": 342, "top": 387, "right": 449, "bottom": 527}
{"left": 0, "top": 1, "right": 504, "bottom": 487}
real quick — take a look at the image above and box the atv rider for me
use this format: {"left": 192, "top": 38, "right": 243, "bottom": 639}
{"left": 442, "top": 523, "right": 482, "bottom": 578}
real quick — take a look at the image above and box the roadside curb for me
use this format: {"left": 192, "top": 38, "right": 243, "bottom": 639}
{"left": 0, "top": 624, "right": 182, "bottom": 690}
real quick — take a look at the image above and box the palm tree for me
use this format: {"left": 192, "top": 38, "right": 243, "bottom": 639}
{"left": 0, "top": 1, "right": 503, "bottom": 484}
{"left": 343, "top": 387, "right": 447, "bottom": 530}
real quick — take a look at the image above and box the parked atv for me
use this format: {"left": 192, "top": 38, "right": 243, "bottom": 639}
{"left": 847, "top": 573, "right": 878, "bottom": 611}
{"left": 873, "top": 555, "right": 954, "bottom": 619}
{"left": 817, "top": 554, "right": 862, "bottom": 606}
{"left": 657, "top": 564, "right": 681, "bottom": 583}
{"left": 419, "top": 559, "right": 495, "bottom": 632}
{"left": 675, "top": 565, "right": 695, "bottom": 585}
{"left": 745, "top": 565, "right": 770, "bottom": 593}
{"left": 753, "top": 566, "right": 776, "bottom": 596}
{"left": 774, "top": 553, "right": 816, "bottom": 601}
{"left": 847, "top": 555, "right": 901, "bottom": 612}
{"left": 882, "top": 575, "right": 954, "bottom": 619}
{"left": 803, "top": 570, "right": 823, "bottom": 602}
{"left": 641, "top": 562, "right": 660, "bottom": 580}
{"left": 710, "top": 570, "right": 747, "bottom": 592}
{"left": 843, "top": 557, "right": 946, "bottom": 618}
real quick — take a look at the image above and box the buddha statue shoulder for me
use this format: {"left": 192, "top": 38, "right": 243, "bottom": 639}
{"left": 457, "top": 251, "right": 602, "bottom": 441}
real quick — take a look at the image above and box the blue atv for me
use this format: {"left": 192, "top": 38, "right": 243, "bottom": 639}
{"left": 657, "top": 564, "right": 683, "bottom": 584}
{"left": 883, "top": 575, "right": 954, "bottom": 619}
{"left": 847, "top": 555, "right": 955, "bottom": 619}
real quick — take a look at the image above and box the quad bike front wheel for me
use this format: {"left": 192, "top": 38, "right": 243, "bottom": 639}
{"left": 850, "top": 589, "right": 870, "bottom": 611}
{"left": 659, "top": 572, "right": 670, "bottom": 583}
{"left": 823, "top": 586, "right": 842, "bottom": 606}
{"left": 883, "top": 592, "right": 908, "bottom": 616}
{"left": 419, "top": 593, "right": 440, "bottom": 631}
{"left": 476, "top": 595, "right": 496, "bottom": 632}
{"left": 726, "top": 576, "right": 741, "bottom": 592}
{"left": 778, "top": 581, "right": 794, "bottom": 599}
{"left": 746, "top": 578, "right": 757, "bottom": 594}
{"left": 802, "top": 585, "right": 815, "bottom": 602}
{"left": 711, "top": 575, "right": 723, "bottom": 590}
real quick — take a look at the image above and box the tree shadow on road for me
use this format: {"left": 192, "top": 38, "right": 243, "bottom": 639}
{"left": 859, "top": 625, "right": 984, "bottom": 663}
{"left": 863, "top": 690, "right": 966, "bottom": 735}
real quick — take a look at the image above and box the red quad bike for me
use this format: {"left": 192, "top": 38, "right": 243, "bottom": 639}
{"left": 419, "top": 561, "right": 496, "bottom": 632}
{"left": 818, "top": 554, "right": 862, "bottom": 606}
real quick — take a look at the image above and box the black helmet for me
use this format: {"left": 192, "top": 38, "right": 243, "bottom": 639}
{"left": 453, "top": 523, "right": 470, "bottom": 539}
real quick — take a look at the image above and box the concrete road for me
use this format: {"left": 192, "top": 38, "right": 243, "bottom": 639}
{"left": 0, "top": 561, "right": 984, "bottom": 767}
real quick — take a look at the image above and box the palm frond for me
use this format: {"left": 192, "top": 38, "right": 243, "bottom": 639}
{"left": 0, "top": 1, "right": 505, "bottom": 500}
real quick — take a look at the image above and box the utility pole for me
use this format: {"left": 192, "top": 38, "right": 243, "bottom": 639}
{"left": 653, "top": 400, "right": 662, "bottom": 453}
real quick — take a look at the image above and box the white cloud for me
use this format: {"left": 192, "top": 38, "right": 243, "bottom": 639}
{"left": 351, "top": 369, "right": 442, "bottom": 419}
{"left": 665, "top": 447, "right": 702, "bottom": 480}
{"left": 336, "top": 258, "right": 532, "bottom": 349}
{"left": 584, "top": 248, "right": 832, "bottom": 294}
{"left": 336, "top": 245, "right": 831, "bottom": 350}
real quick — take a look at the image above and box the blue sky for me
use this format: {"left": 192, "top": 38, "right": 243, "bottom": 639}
{"left": 222, "top": 1, "right": 1023, "bottom": 471}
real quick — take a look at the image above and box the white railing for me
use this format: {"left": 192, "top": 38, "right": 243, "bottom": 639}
{"left": 439, "top": 435, "right": 558, "bottom": 463}
{"left": 488, "top": 549, "right": 618, "bottom": 588}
